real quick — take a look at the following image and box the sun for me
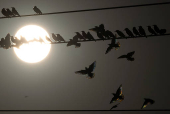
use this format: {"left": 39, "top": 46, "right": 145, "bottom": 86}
{"left": 13, "top": 25, "right": 51, "bottom": 63}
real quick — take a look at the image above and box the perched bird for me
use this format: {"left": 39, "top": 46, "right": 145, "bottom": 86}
{"left": 110, "top": 103, "right": 120, "bottom": 110}
{"left": 133, "top": 27, "right": 141, "bottom": 36}
{"left": 11, "top": 7, "right": 20, "bottom": 16}
{"left": 153, "top": 25, "right": 160, "bottom": 34}
{"left": 81, "top": 31, "right": 88, "bottom": 39}
{"left": 56, "top": 34, "right": 65, "bottom": 42}
{"left": 97, "top": 32, "right": 105, "bottom": 41}
{"left": 141, "top": 98, "right": 155, "bottom": 109}
{"left": 67, "top": 35, "right": 81, "bottom": 48}
{"left": 105, "top": 37, "right": 120, "bottom": 54}
{"left": 1, "top": 8, "right": 10, "bottom": 18}
{"left": 38, "top": 37, "right": 44, "bottom": 43}
{"left": 124, "top": 28, "right": 134, "bottom": 38}
{"left": 115, "top": 30, "right": 126, "bottom": 38}
{"left": 86, "top": 32, "right": 96, "bottom": 41}
{"left": 159, "top": 29, "right": 166, "bottom": 35}
{"left": 147, "top": 26, "right": 157, "bottom": 35}
{"left": 105, "top": 30, "right": 116, "bottom": 39}
{"left": 75, "top": 32, "right": 86, "bottom": 40}
{"left": 139, "top": 26, "right": 147, "bottom": 38}
{"left": 98, "top": 24, "right": 105, "bottom": 33}
{"left": 118, "top": 51, "right": 135, "bottom": 61}
{"left": 33, "top": 6, "right": 42, "bottom": 14}
{"left": 11, "top": 36, "right": 22, "bottom": 48}
{"left": 110, "top": 84, "right": 124, "bottom": 104}
{"left": 20, "top": 36, "right": 28, "bottom": 43}
{"left": 4, "top": 33, "right": 11, "bottom": 49}
{"left": 45, "top": 36, "right": 53, "bottom": 43}
{"left": 0, "top": 38, "right": 5, "bottom": 47}
{"left": 6, "top": 8, "right": 14, "bottom": 17}
{"left": 75, "top": 61, "right": 96, "bottom": 79}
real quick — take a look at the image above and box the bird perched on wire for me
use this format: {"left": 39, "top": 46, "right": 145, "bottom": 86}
{"left": 105, "top": 35, "right": 120, "bottom": 54}
{"left": 6, "top": 8, "right": 14, "bottom": 17}
{"left": 105, "top": 30, "right": 116, "bottom": 39}
{"left": 11, "top": 7, "right": 20, "bottom": 16}
{"left": 45, "top": 36, "right": 53, "bottom": 43}
{"left": 11, "top": 36, "right": 22, "bottom": 48}
{"left": 115, "top": 30, "right": 126, "bottom": 38}
{"left": 147, "top": 26, "right": 157, "bottom": 35}
{"left": 133, "top": 27, "right": 141, "bottom": 36}
{"left": 1, "top": 8, "right": 10, "bottom": 18}
{"left": 20, "top": 36, "right": 28, "bottom": 43}
{"left": 33, "top": 6, "right": 42, "bottom": 14}
{"left": 141, "top": 98, "right": 155, "bottom": 109}
{"left": 67, "top": 35, "right": 81, "bottom": 48}
{"left": 56, "top": 34, "right": 65, "bottom": 42}
{"left": 38, "top": 37, "right": 44, "bottom": 43}
{"left": 0, "top": 38, "right": 5, "bottom": 47}
{"left": 75, "top": 61, "right": 96, "bottom": 79}
{"left": 4, "top": 33, "right": 11, "bottom": 49}
{"left": 139, "top": 26, "right": 147, "bottom": 38}
{"left": 124, "top": 28, "right": 134, "bottom": 38}
{"left": 75, "top": 32, "right": 86, "bottom": 40}
{"left": 159, "top": 29, "right": 166, "bottom": 35}
{"left": 110, "top": 84, "right": 124, "bottom": 104}
{"left": 118, "top": 51, "right": 135, "bottom": 61}
{"left": 87, "top": 32, "right": 96, "bottom": 41}
{"left": 81, "top": 31, "right": 88, "bottom": 39}
{"left": 153, "top": 25, "right": 160, "bottom": 34}
{"left": 110, "top": 103, "right": 120, "bottom": 110}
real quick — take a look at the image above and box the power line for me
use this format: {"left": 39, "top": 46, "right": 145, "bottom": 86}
{"left": 0, "top": 2, "right": 170, "bottom": 19}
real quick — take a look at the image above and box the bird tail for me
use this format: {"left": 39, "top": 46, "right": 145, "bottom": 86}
{"left": 75, "top": 43, "right": 81, "bottom": 48}
{"left": 87, "top": 73, "right": 95, "bottom": 79}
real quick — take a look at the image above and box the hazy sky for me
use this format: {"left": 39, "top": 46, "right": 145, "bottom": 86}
{"left": 0, "top": 0, "right": 170, "bottom": 114}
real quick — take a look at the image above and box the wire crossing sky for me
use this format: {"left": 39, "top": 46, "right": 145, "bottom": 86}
{"left": 0, "top": 1, "right": 170, "bottom": 19}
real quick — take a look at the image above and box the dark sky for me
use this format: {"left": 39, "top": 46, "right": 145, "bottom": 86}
{"left": 0, "top": 0, "right": 170, "bottom": 114}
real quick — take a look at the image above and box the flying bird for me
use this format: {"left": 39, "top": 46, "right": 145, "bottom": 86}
{"left": 115, "top": 30, "right": 126, "bottom": 38}
{"left": 75, "top": 61, "right": 96, "bottom": 79}
{"left": 1, "top": 8, "right": 10, "bottom": 18}
{"left": 153, "top": 25, "right": 160, "bottom": 34}
{"left": 139, "top": 26, "right": 147, "bottom": 38}
{"left": 110, "top": 103, "right": 120, "bottom": 110}
{"left": 118, "top": 51, "right": 135, "bottom": 61}
{"left": 124, "top": 28, "right": 134, "bottom": 38}
{"left": 75, "top": 32, "right": 86, "bottom": 40}
{"left": 141, "top": 98, "right": 155, "bottom": 109}
{"left": 67, "top": 35, "right": 81, "bottom": 48}
{"left": 11, "top": 7, "right": 20, "bottom": 16}
{"left": 110, "top": 84, "right": 124, "bottom": 104}
{"left": 6, "top": 8, "right": 14, "bottom": 17}
{"left": 133, "top": 27, "right": 141, "bottom": 36}
{"left": 45, "top": 36, "right": 53, "bottom": 43}
{"left": 147, "top": 26, "right": 157, "bottom": 35}
{"left": 33, "top": 6, "right": 42, "bottom": 14}
{"left": 105, "top": 37, "right": 120, "bottom": 54}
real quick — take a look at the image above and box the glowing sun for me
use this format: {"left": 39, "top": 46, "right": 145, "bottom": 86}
{"left": 14, "top": 25, "right": 51, "bottom": 63}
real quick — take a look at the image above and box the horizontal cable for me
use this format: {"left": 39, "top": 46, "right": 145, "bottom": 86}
{"left": 0, "top": 2, "right": 170, "bottom": 19}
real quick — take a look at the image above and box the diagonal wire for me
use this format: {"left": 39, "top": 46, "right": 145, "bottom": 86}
{"left": 0, "top": 2, "right": 170, "bottom": 19}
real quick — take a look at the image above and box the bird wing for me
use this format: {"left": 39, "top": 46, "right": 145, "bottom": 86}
{"left": 141, "top": 100, "right": 148, "bottom": 109}
{"left": 116, "top": 84, "right": 122, "bottom": 96}
{"left": 75, "top": 70, "right": 88, "bottom": 75}
{"left": 127, "top": 51, "right": 135, "bottom": 57}
{"left": 110, "top": 96, "right": 118, "bottom": 104}
{"left": 88, "top": 61, "right": 96, "bottom": 72}
{"left": 105, "top": 45, "right": 113, "bottom": 54}
{"left": 118, "top": 55, "right": 127, "bottom": 59}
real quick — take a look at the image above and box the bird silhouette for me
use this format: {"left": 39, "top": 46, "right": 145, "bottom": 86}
{"left": 75, "top": 32, "right": 86, "bottom": 40}
{"left": 67, "top": 35, "right": 81, "bottom": 48}
{"left": 147, "top": 26, "right": 157, "bottom": 35}
{"left": 11, "top": 7, "right": 20, "bottom": 16}
{"left": 124, "top": 28, "right": 134, "bottom": 38}
{"left": 115, "top": 30, "right": 126, "bottom": 38}
{"left": 105, "top": 37, "right": 120, "bottom": 54}
{"left": 1, "top": 8, "right": 10, "bottom": 18}
{"left": 6, "top": 8, "right": 14, "bottom": 17}
{"left": 75, "top": 61, "right": 96, "bottom": 79}
{"left": 141, "top": 98, "right": 155, "bottom": 109}
{"left": 11, "top": 36, "right": 22, "bottom": 48}
{"left": 20, "top": 36, "right": 28, "bottom": 43}
{"left": 159, "top": 29, "right": 166, "bottom": 35}
{"left": 110, "top": 103, "right": 120, "bottom": 110}
{"left": 89, "top": 26, "right": 100, "bottom": 32}
{"left": 97, "top": 32, "right": 105, "bottom": 41}
{"left": 33, "top": 6, "right": 42, "bottom": 14}
{"left": 86, "top": 32, "right": 96, "bottom": 41}
{"left": 38, "top": 37, "right": 44, "bottom": 43}
{"left": 0, "top": 38, "right": 5, "bottom": 47}
{"left": 118, "top": 51, "right": 135, "bottom": 61}
{"left": 153, "top": 25, "right": 160, "bottom": 34}
{"left": 52, "top": 33, "right": 65, "bottom": 42}
{"left": 110, "top": 84, "right": 124, "bottom": 104}
{"left": 81, "top": 31, "right": 88, "bottom": 39}
{"left": 105, "top": 30, "right": 116, "bottom": 39}
{"left": 139, "top": 26, "right": 147, "bottom": 38}
{"left": 133, "top": 27, "right": 140, "bottom": 36}
{"left": 4, "top": 33, "right": 11, "bottom": 49}
{"left": 45, "top": 36, "right": 53, "bottom": 43}
{"left": 56, "top": 34, "right": 65, "bottom": 42}
{"left": 98, "top": 24, "right": 105, "bottom": 33}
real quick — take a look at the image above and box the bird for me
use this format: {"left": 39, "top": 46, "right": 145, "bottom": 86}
{"left": 75, "top": 32, "right": 86, "bottom": 40}
{"left": 4, "top": 33, "right": 11, "bottom": 49}
{"left": 89, "top": 26, "right": 100, "bottom": 32}
{"left": 6, "top": 8, "right": 14, "bottom": 17}
{"left": 124, "top": 28, "right": 134, "bottom": 38}
{"left": 56, "top": 34, "right": 65, "bottom": 42}
{"left": 67, "top": 35, "right": 81, "bottom": 48}
{"left": 97, "top": 32, "right": 105, "bottom": 41}
{"left": 133, "top": 27, "right": 141, "bottom": 36}
{"left": 0, "top": 38, "right": 5, "bottom": 47}
{"left": 11, "top": 36, "right": 22, "bottom": 48}
{"left": 118, "top": 51, "right": 135, "bottom": 61}
{"left": 110, "top": 103, "right": 120, "bottom": 110}
{"left": 115, "top": 30, "right": 126, "bottom": 38}
{"left": 38, "top": 37, "right": 44, "bottom": 43}
{"left": 11, "top": 7, "right": 20, "bottom": 16}
{"left": 141, "top": 98, "right": 155, "bottom": 109}
{"left": 110, "top": 84, "right": 124, "bottom": 104}
{"left": 105, "top": 37, "right": 120, "bottom": 54}
{"left": 147, "top": 26, "right": 157, "bottom": 35}
{"left": 33, "top": 6, "right": 42, "bottom": 14}
{"left": 81, "top": 31, "right": 88, "bottom": 39}
{"left": 98, "top": 24, "right": 105, "bottom": 33}
{"left": 86, "top": 32, "right": 96, "bottom": 41}
{"left": 20, "top": 36, "right": 28, "bottom": 43}
{"left": 153, "top": 25, "right": 160, "bottom": 34}
{"left": 75, "top": 61, "right": 96, "bottom": 79}
{"left": 52, "top": 33, "right": 59, "bottom": 42}
{"left": 1, "top": 8, "right": 10, "bottom": 18}
{"left": 159, "top": 29, "right": 166, "bottom": 35}
{"left": 139, "top": 26, "right": 147, "bottom": 38}
{"left": 105, "top": 30, "right": 116, "bottom": 39}
{"left": 45, "top": 36, "right": 53, "bottom": 43}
